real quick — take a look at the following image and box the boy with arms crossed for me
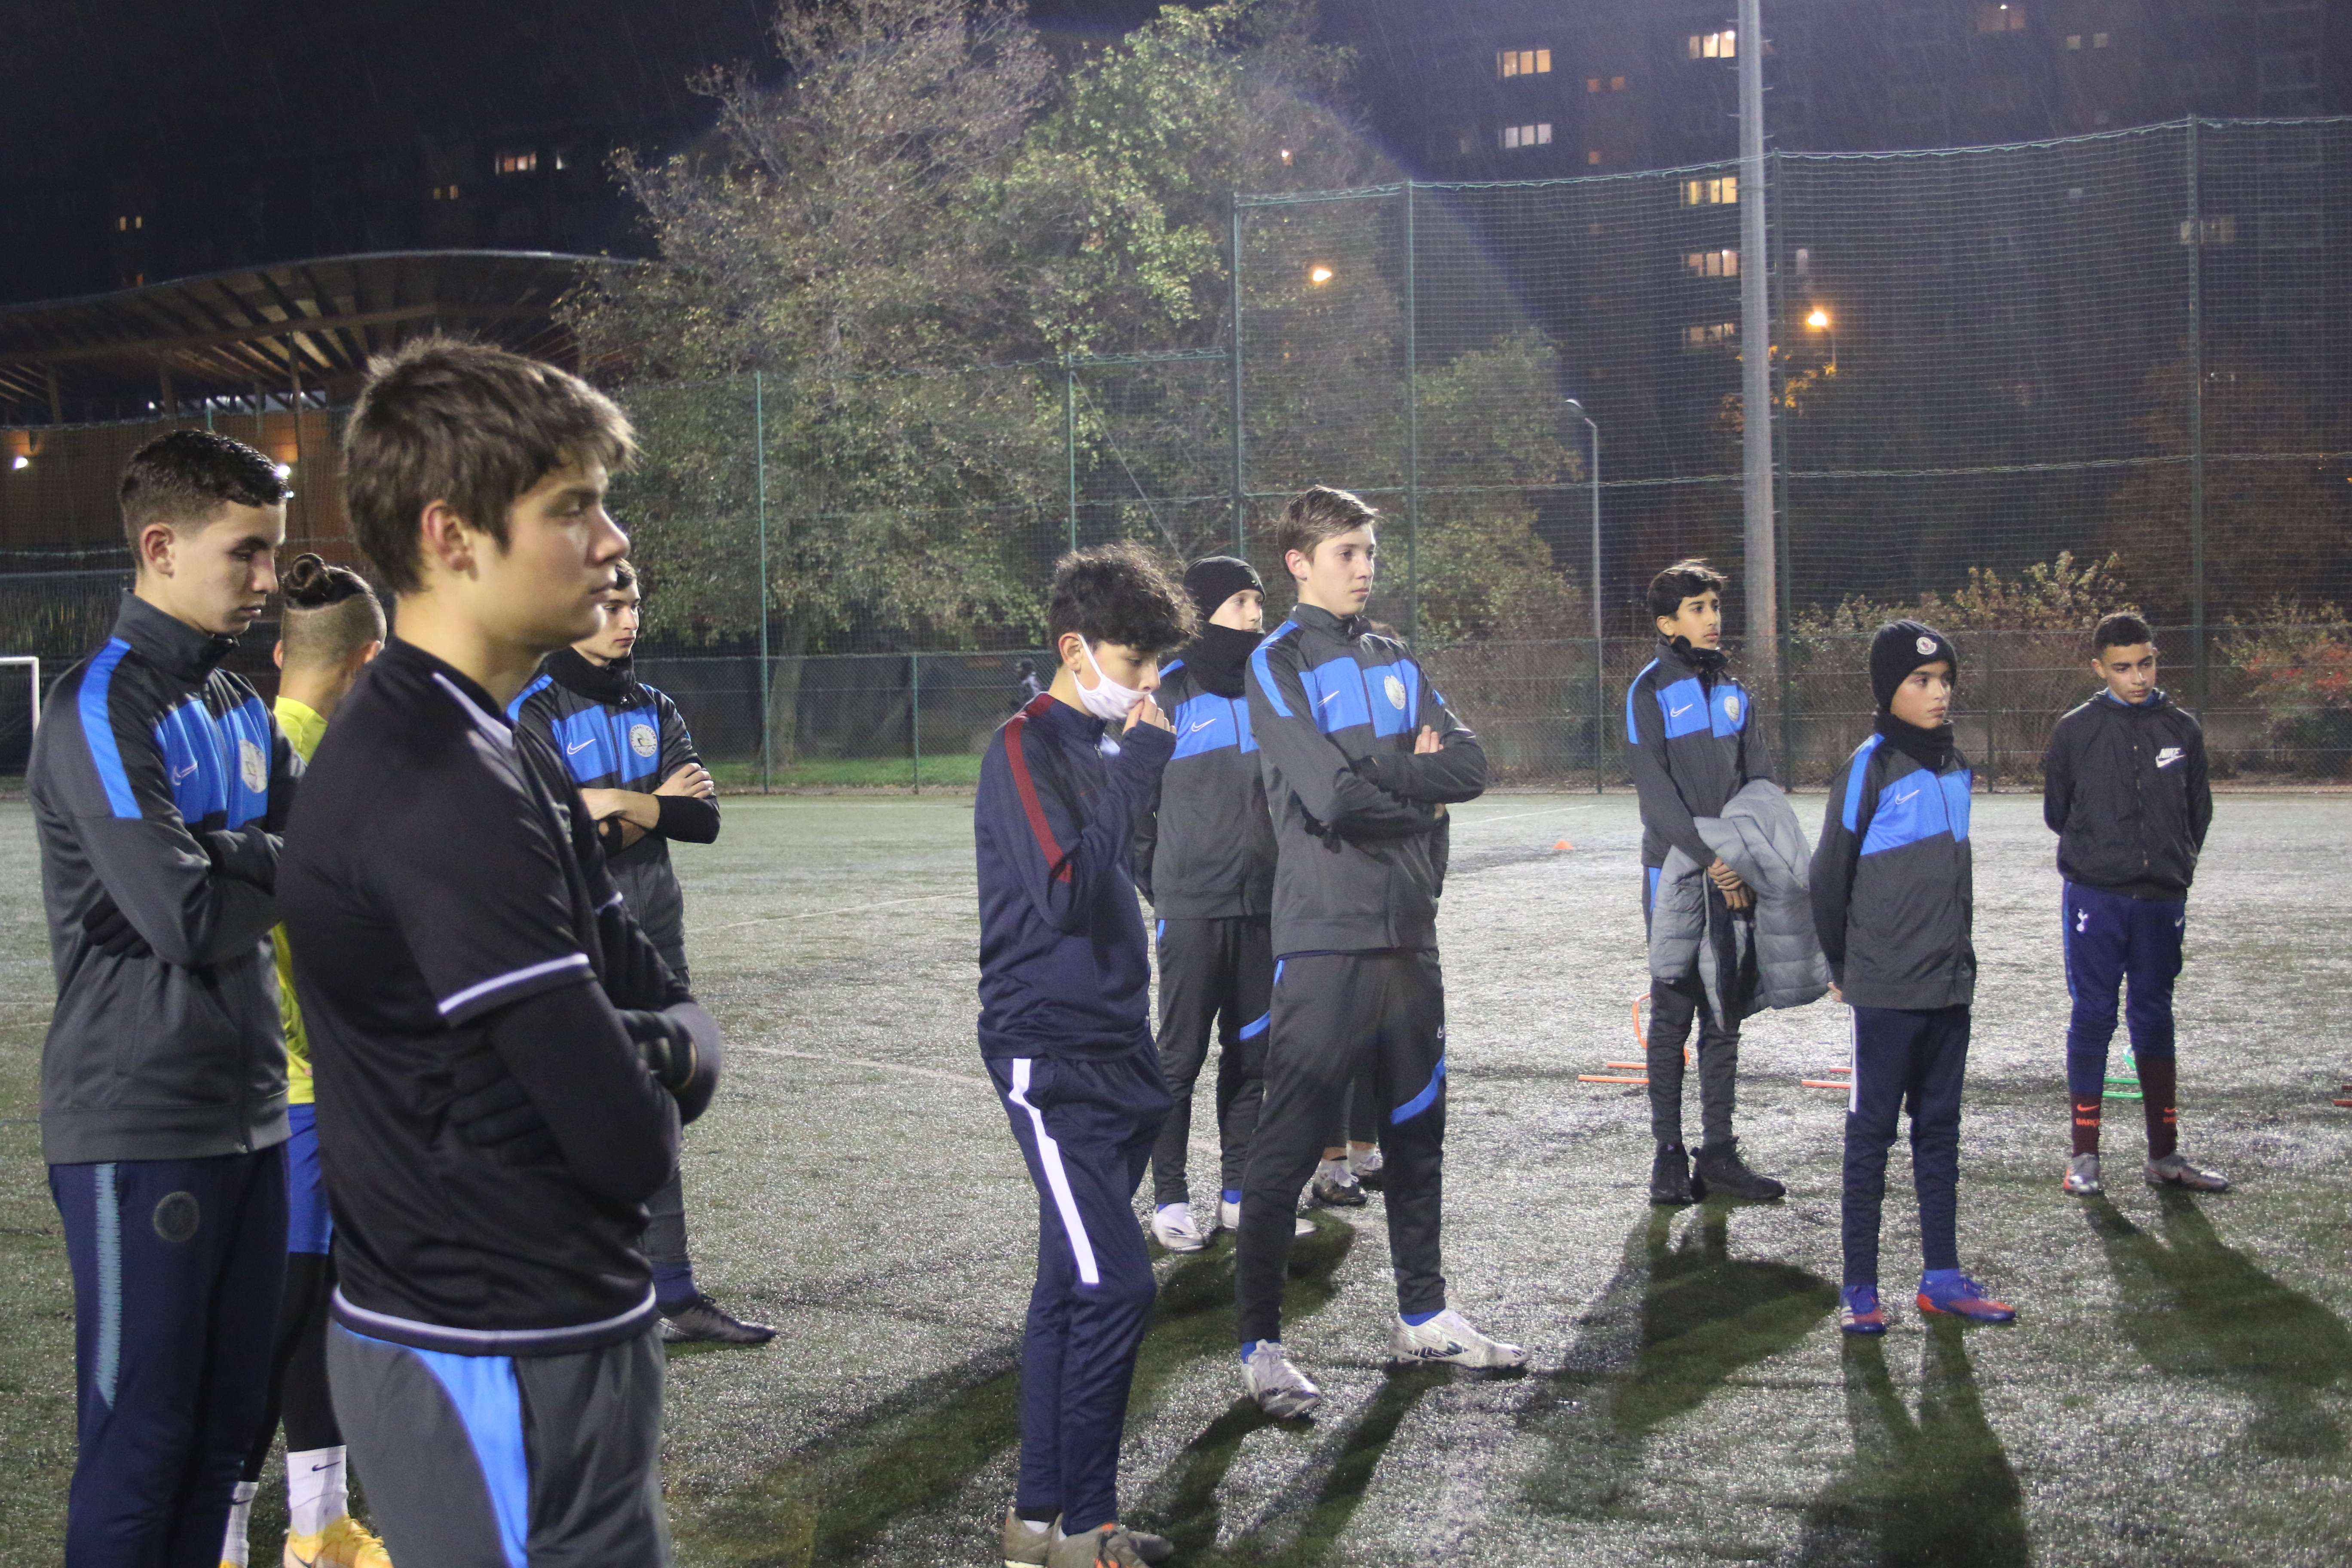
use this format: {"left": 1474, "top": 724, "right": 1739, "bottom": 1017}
{"left": 1625, "top": 558, "right": 1784, "bottom": 1204}
{"left": 1813, "top": 622, "right": 2016, "bottom": 1335}
{"left": 33, "top": 430, "right": 298, "bottom": 1564}
{"left": 977, "top": 544, "right": 1189, "bottom": 1568}
{"left": 280, "top": 339, "right": 720, "bottom": 1565}
{"left": 511, "top": 562, "right": 769, "bottom": 1343}
{"left": 1236, "top": 486, "right": 1524, "bottom": 1421}
{"left": 2043, "top": 612, "right": 2225, "bottom": 1195}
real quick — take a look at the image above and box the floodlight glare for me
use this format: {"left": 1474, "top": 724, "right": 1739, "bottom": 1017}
{"left": 10, "top": 455, "right": 27, "bottom": 470}
{"left": 1807, "top": 308, "right": 1831, "bottom": 328}
{"left": 1309, "top": 265, "right": 1334, "bottom": 285}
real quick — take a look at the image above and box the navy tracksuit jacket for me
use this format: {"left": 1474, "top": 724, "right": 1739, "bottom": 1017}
{"left": 974, "top": 692, "right": 1175, "bottom": 1535}
{"left": 1815, "top": 729, "right": 1977, "bottom": 1287}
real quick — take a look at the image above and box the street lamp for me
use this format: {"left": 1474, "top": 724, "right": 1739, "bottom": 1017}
{"left": 1805, "top": 306, "right": 1837, "bottom": 369}
{"left": 1308, "top": 264, "right": 1335, "bottom": 286}
{"left": 1565, "top": 397, "right": 1604, "bottom": 792}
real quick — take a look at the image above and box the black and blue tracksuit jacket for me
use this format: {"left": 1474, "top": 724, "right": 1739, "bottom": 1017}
{"left": 1246, "top": 602, "right": 1485, "bottom": 956}
{"left": 976, "top": 693, "right": 1176, "bottom": 1062}
{"left": 509, "top": 648, "right": 717, "bottom": 967}
{"left": 1626, "top": 635, "right": 1773, "bottom": 880}
{"left": 31, "top": 593, "right": 300, "bottom": 1165}
{"left": 1811, "top": 733, "right": 1977, "bottom": 1011}
{"left": 1133, "top": 652, "right": 1276, "bottom": 919}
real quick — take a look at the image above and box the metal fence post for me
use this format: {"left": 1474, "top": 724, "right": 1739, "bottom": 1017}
{"left": 1063, "top": 355, "right": 1078, "bottom": 554}
{"left": 1593, "top": 635, "right": 1605, "bottom": 793}
{"left": 2185, "top": 116, "right": 2208, "bottom": 713}
{"left": 1229, "top": 195, "right": 1246, "bottom": 558}
{"left": 755, "top": 371, "right": 772, "bottom": 793}
{"left": 1984, "top": 631, "right": 1999, "bottom": 792}
{"left": 910, "top": 650, "right": 922, "bottom": 794}
{"left": 1404, "top": 180, "right": 1421, "bottom": 644}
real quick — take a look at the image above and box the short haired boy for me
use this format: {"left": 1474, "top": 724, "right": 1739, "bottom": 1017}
{"left": 1812, "top": 621, "right": 2016, "bottom": 1335}
{"left": 280, "top": 338, "right": 721, "bottom": 1565}
{"left": 1133, "top": 556, "right": 1289, "bottom": 1256}
{"left": 976, "top": 543, "right": 1190, "bottom": 1568}
{"left": 221, "top": 554, "right": 389, "bottom": 1568}
{"left": 1626, "top": 558, "right": 1784, "bottom": 1205}
{"left": 32, "top": 429, "right": 299, "bottom": 1564}
{"left": 2043, "top": 612, "right": 2225, "bottom": 1196}
{"left": 510, "top": 564, "right": 770, "bottom": 1345}
{"left": 1236, "top": 486, "right": 1524, "bottom": 1422}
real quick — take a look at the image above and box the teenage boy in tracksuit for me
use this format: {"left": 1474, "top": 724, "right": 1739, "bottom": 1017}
{"left": 1235, "top": 485, "right": 1526, "bottom": 1422}
{"left": 511, "top": 561, "right": 771, "bottom": 1344}
{"left": 31, "top": 430, "right": 299, "bottom": 1564}
{"left": 1625, "top": 557, "right": 1784, "bottom": 1205}
{"left": 1135, "top": 555, "right": 1284, "bottom": 1256}
{"left": 2043, "top": 611, "right": 2227, "bottom": 1197}
{"left": 976, "top": 543, "right": 1191, "bottom": 1568}
{"left": 1813, "top": 621, "right": 2017, "bottom": 1336}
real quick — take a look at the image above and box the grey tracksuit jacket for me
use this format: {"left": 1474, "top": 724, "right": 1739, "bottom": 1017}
{"left": 1245, "top": 603, "right": 1486, "bottom": 955}
{"left": 31, "top": 594, "right": 300, "bottom": 1164}
{"left": 1650, "top": 780, "right": 1832, "bottom": 1019}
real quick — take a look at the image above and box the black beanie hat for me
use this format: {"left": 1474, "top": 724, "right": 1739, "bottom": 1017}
{"left": 1871, "top": 620, "right": 1959, "bottom": 711}
{"left": 1183, "top": 555, "right": 1265, "bottom": 625}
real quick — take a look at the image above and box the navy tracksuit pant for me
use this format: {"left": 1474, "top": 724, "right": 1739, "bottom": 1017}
{"left": 1842, "top": 1005, "right": 1968, "bottom": 1289}
{"left": 990, "top": 1044, "right": 1171, "bottom": 1536}
{"left": 50, "top": 1151, "right": 287, "bottom": 1567}
{"left": 2062, "top": 881, "right": 2185, "bottom": 1100}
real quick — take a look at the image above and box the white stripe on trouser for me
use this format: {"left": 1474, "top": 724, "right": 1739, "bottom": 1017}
{"left": 1849, "top": 1010, "right": 1861, "bottom": 1115}
{"left": 1007, "top": 1058, "right": 1099, "bottom": 1287}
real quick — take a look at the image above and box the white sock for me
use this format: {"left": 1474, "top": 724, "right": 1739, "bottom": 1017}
{"left": 220, "top": 1480, "right": 258, "bottom": 1566}
{"left": 1318, "top": 1156, "right": 1347, "bottom": 1176}
{"left": 1009, "top": 1513, "right": 1052, "bottom": 1536}
{"left": 1156, "top": 1202, "right": 1189, "bottom": 1219}
{"left": 287, "top": 1446, "right": 348, "bottom": 1537}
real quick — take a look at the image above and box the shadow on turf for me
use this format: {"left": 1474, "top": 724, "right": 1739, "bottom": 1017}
{"left": 2085, "top": 1188, "right": 2352, "bottom": 1457}
{"left": 1520, "top": 1206, "right": 1838, "bottom": 1522}
{"left": 1792, "top": 1320, "right": 2029, "bottom": 1568}
{"left": 670, "top": 1215, "right": 1357, "bottom": 1567}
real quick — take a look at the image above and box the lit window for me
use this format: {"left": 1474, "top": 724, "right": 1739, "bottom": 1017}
{"left": 1684, "top": 248, "right": 1740, "bottom": 277}
{"left": 1498, "top": 48, "right": 1550, "bottom": 77}
{"left": 1688, "top": 29, "right": 1736, "bottom": 59}
{"left": 1794, "top": 246, "right": 1811, "bottom": 277}
{"left": 2093, "top": 30, "right": 2109, "bottom": 46}
{"left": 1588, "top": 150, "right": 1603, "bottom": 165}
{"left": 1502, "top": 123, "right": 1553, "bottom": 149}
{"left": 1588, "top": 77, "right": 1603, "bottom": 92}
{"left": 494, "top": 150, "right": 539, "bottom": 176}
{"left": 2066, "top": 33, "right": 2081, "bottom": 48}
{"left": 1612, "top": 76, "right": 1627, "bottom": 91}
{"left": 1975, "top": 3, "right": 2025, "bottom": 33}
{"left": 554, "top": 150, "right": 568, "bottom": 171}
{"left": 1682, "top": 175, "right": 1738, "bottom": 205}
{"left": 2177, "top": 216, "right": 2237, "bottom": 245}
{"left": 1684, "top": 322, "right": 1738, "bottom": 349}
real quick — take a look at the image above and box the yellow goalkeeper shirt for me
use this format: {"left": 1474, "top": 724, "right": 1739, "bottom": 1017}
{"left": 272, "top": 696, "right": 327, "bottom": 1105}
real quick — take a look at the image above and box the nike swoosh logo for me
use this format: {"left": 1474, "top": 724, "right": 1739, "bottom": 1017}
{"left": 1412, "top": 1341, "right": 1467, "bottom": 1359}
{"left": 1188, "top": 719, "right": 1216, "bottom": 733}
{"left": 567, "top": 738, "right": 595, "bottom": 754}
{"left": 172, "top": 762, "right": 198, "bottom": 781}
{"left": 1319, "top": 691, "right": 1341, "bottom": 706}
{"left": 1893, "top": 788, "right": 1920, "bottom": 804}
{"left": 1670, "top": 704, "right": 1693, "bottom": 717}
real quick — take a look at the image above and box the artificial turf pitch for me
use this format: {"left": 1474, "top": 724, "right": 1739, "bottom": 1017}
{"left": 3, "top": 790, "right": 2349, "bottom": 1566}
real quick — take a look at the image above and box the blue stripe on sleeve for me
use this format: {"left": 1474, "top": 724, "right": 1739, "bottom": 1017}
{"left": 504, "top": 673, "right": 554, "bottom": 723}
{"left": 1250, "top": 623, "right": 1299, "bottom": 717}
{"left": 1841, "top": 733, "right": 1884, "bottom": 833}
{"left": 78, "top": 640, "right": 140, "bottom": 819}
{"left": 1625, "top": 659, "right": 1658, "bottom": 746}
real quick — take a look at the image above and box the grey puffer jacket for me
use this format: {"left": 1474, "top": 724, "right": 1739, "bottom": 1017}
{"left": 1649, "top": 780, "right": 1831, "bottom": 1020}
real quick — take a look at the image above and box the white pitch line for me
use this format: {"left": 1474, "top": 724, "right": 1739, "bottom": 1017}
{"left": 743, "top": 1044, "right": 986, "bottom": 1088}
{"left": 1450, "top": 803, "right": 1602, "bottom": 830}
{"left": 692, "top": 890, "right": 968, "bottom": 935}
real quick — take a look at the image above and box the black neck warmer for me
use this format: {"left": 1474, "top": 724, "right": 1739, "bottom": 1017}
{"left": 1874, "top": 710, "right": 1955, "bottom": 770}
{"left": 548, "top": 646, "right": 640, "bottom": 706}
{"left": 1666, "top": 635, "right": 1729, "bottom": 680}
{"left": 1184, "top": 622, "right": 1260, "bottom": 699}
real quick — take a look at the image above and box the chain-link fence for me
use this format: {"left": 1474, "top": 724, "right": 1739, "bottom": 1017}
{"left": 5, "top": 118, "right": 2349, "bottom": 787}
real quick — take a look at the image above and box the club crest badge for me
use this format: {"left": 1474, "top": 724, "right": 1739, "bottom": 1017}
{"left": 1916, "top": 634, "right": 1938, "bottom": 655}
{"left": 1384, "top": 674, "right": 1407, "bottom": 711}
{"left": 1724, "top": 693, "right": 1740, "bottom": 721}
{"left": 239, "top": 738, "right": 268, "bottom": 793}
{"left": 630, "top": 723, "right": 659, "bottom": 759}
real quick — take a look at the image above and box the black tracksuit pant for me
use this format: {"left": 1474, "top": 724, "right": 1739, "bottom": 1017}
{"left": 1843, "top": 1004, "right": 1969, "bottom": 1288}
{"left": 1237, "top": 951, "right": 1448, "bottom": 1345}
{"left": 1151, "top": 917, "right": 1274, "bottom": 1207}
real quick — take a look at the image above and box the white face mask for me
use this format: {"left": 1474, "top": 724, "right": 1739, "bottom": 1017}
{"left": 1073, "top": 639, "right": 1146, "bottom": 723}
